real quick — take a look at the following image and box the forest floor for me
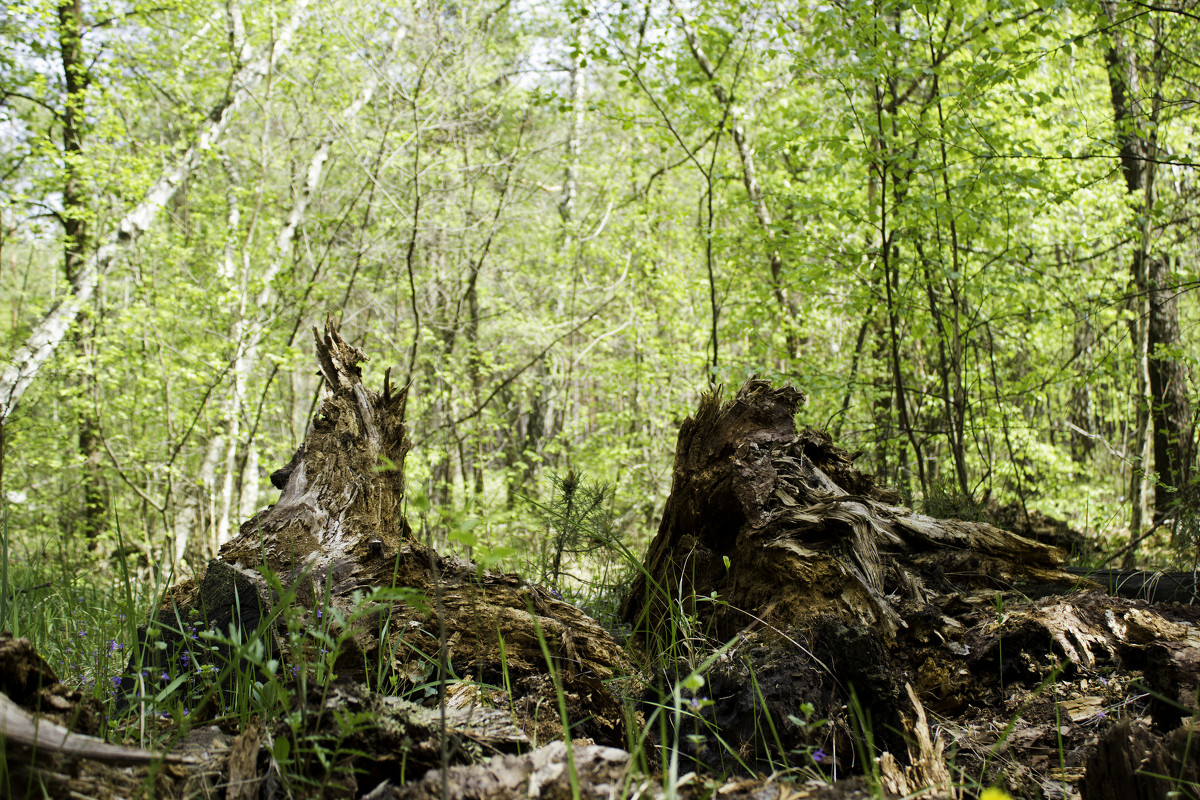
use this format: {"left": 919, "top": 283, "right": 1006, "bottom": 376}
{"left": 2, "top": 329, "right": 1198, "bottom": 800}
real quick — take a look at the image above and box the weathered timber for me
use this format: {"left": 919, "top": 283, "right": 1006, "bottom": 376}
{"left": 0, "top": 690, "right": 183, "bottom": 767}
{"left": 1063, "top": 565, "right": 1200, "bottom": 604}
{"left": 618, "top": 379, "right": 1119, "bottom": 776}
{"left": 1082, "top": 719, "right": 1200, "bottom": 800}
{"left": 371, "top": 740, "right": 898, "bottom": 800}
{"left": 620, "top": 379, "right": 1080, "bottom": 651}
{"left": 137, "top": 319, "right": 628, "bottom": 748}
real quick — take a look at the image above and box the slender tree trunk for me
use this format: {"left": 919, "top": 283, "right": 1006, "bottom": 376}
{"left": 56, "top": 0, "right": 108, "bottom": 541}
{"left": 873, "top": 39, "right": 925, "bottom": 497}
{"left": 1101, "top": 4, "right": 1192, "bottom": 559}
{"left": 668, "top": 0, "right": 800, "bottom": 355}
{"left": 1147, "top": 252, "right": 1195, "bottom": 511}
{"left": 1141, "top": 22, "right": 1194, "bottom": 517}
{"left": 0, "top": 0, "right": 313, "bottom": 425}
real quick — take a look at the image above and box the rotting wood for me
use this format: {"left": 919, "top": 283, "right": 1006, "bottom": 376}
{"left": 617, "top": 379, "right": 1200, "bottom": 787}
{"left": 368, "top": 739, "right": 899, "bottom": 800}
{"left": 130, "top": 318, "right": 629, "bottom": 752}
{"left": 0, "top": 690, "right": 187, "bottom": 766}
{"left": 1082, "top": 718, "right": 1200, "bottom": 800}
{"left": 620, "top": 379, "right": 1082, "bottom": 651}
{"left": 13, "top": 369, "right": 1200, "bottom": 800}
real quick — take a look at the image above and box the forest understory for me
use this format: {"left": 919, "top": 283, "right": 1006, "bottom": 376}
{"left": 1, "top": 324, "right": 1196, "bottom": 800}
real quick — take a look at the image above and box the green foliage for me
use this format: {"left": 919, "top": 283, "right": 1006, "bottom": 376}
{"left": 528, "top": 470, "right": 618, "bottom": 587}
{"left": 922, "top": 476, "right": 990, "bottom": 523}
{"left": 1169, "top": 479, "right": 1200, "bottom": 573}
{"left": 0, "top": 3, "right": 1199, "bottom": 793}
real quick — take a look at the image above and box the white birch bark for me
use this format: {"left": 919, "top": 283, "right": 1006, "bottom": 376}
{"left": 211, "top": 24, "right": 408, "bottom": 545}
{"left": 0, "top": 0, "right": 313, "bottom": 424}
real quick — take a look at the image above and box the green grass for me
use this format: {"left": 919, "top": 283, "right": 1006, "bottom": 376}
{"left": 1, "top": 480, "right": 1188, "bottom": 800}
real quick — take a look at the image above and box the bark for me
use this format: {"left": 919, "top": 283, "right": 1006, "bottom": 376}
{"left": 1083, "top": 720, "right": 1200, "bottom": 800}
{"left": 619, "top": 383, "right": 1199, "bottom": 781}
{"left": 138, "top": 321, "right": 629, "bottom": 750}
{"left": 55, "top": 0, "right": 108, "bottom": 540}
{"left": 370, "top": 740, "right": 894, "bottom": 800}
{"left": 1146, "top": 253, "right": 1195, "bottom": 511}
{"left": 0, "top": 0, "right": 313, "bottom": 425}
{"left": 620, "top": 380, "right": 1087, "bottom": 768}
{"left": 56, "top": 0, "right": 88, "bottom": 291}
{"left": 0, "top": 691, "right": 180, "bottom": 767}
{"left": 558, "top": 17, "right": 584, "bottom": 226}
{"left": 1101, "top": 4, "right": 1194, "bottom": 545}
{"left": 621, "top": 380, "right": 1075, "bottom": 651}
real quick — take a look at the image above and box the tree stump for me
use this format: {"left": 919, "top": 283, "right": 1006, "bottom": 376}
{"left": 132, "top": 319, "right": 628, "bottom": 748}
{"left": 619, "top": 379, "right": 1089, "bottom": 771}
{"left": 620, "top": 379, "right": 1077, "bottom": 651}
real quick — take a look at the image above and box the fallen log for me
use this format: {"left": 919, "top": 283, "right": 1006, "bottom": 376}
{"left": 1063, "top": 566, "right": 1200, "bottom": 604}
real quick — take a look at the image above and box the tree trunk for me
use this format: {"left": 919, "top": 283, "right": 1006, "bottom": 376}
{"left": 55, "top": 0, "right": 108, "bottom": 541}
{"left": 0, "top": 0, "right": 313, "bottom": 425}
{"left": 1101, "top": 4, "right": 1193, "bottom": 549}
{"left": 621, "top": 379, "right": 1076, "bottom": 650}
{"left": 668, "top": 0, "right": 800, "bottom": 355}
{"left": 619, "top": 379, "right": 1092, "bottom": 773}
{"left": 137, "top": 321, "right": 629, "bottom": 749}
{"left": 1146, "top": 253, "right": 1195, "bottom": 516}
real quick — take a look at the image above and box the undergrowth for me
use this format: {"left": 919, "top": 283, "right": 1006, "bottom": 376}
{"left": 1, "top": 476, "right": 1197, "bottom": 800}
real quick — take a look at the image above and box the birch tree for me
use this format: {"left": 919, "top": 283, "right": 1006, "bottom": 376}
{"left": 0, "top": 0, "right": 312, "bottom": 426}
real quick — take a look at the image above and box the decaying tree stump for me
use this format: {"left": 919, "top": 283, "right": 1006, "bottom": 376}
{"left": 614, "top": 381, "right": 1200, "bottom": 782}
{"left": 134, "top": 320, "right": 628, "bottom": 750}
{"left": 620, "top": 379, "right": 1079, "bottom": 648}
{"left": 26, "top": 359, "right": 1200, "bottom": 800}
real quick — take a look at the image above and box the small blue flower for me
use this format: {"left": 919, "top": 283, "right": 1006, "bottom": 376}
{"left": 160, "top": 673, "right": 170, "bottom": 682}
{"left": 812, "top": 748, "right": 826, "bottom": 764}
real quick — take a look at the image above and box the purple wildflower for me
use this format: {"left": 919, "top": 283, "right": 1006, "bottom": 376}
{"left": 812, "top": 748, "right": 826, "bottom": 764}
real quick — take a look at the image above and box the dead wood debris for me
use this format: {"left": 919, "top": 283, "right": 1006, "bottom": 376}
{"left": 620, "top": 380, "right": 1200, "bottom": 797}
{"left": 6, "top": 357, "right": 1200, "bottom": 800}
